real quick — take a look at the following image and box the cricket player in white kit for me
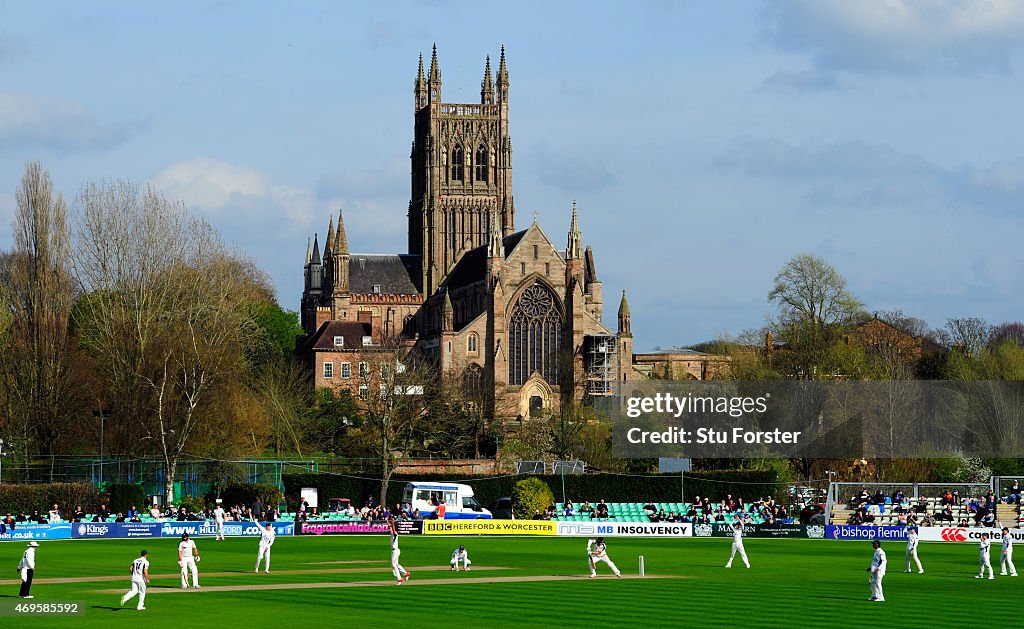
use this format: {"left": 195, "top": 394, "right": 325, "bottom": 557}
{"left": 587, "top": 537, "right": 622, "bottom": 578}
{"left": 867, "top": 540, "right": 886, "bottom": 602}
{"left": 450, "top": 544, "right": 471, "bottom": 571}
{"left": 904, "top": 526, "right": 923, "bottom": 573}
{"left": 120, "top": 550, "right": 150, "bottom": 611}
{"left": 725, "top": 521, "right": 750, "bottom": 568}
{"left": 213, "top": 501, "right": 226, "bottom": 541}
{"left": 1000, "top": 526, "right": 1018, "bottom": 576}
{"left": 977, "top": 532, "right": 994, "bottom": 579}
{"left": 388, "top": 517, "right": 410, "bottom": 585}
{"left": 178, "top": 532, "right": 201, "bottom": 589}
{"left": 256, "top": 523, "right": 275, "bottom": 573}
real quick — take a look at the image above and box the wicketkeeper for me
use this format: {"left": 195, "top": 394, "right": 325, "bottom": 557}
{"left": 450, "top": 544, "right": 471, "bottom": 571}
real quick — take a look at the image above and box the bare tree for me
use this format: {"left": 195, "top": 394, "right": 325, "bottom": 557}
{"left": 354, "top": 340, "right": 434, "bottom": 506}
{"left": 990, "top": 322, "right": 1024, "bottom": 349}
{"left": 946, "top": 317, "right": 991, "bottom": 357}
{"left": 0, "top": 163, "right": 80, "bottom": 473}
{"left": 72, "top": 180, "right": 261, "bottom": 502}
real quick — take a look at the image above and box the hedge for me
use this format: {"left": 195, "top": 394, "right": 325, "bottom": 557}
{"left": 0, "top": 482, "right": 101, "bottom": 515}
{"left": 207, "top": 482, "right": 284, "bottom": 510}
{"left": 106, "top": 483, "right": 147, "bottom": 514}
{"left": 280, "top": 469, "right": 784, "bottom": 511}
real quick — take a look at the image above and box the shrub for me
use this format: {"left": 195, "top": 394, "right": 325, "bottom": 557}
{"left": 106, "top": 483, "right": 147, "bottom": 514}
{"left": 176, "top": 494, "right": 208, "bottom": 514}
{"left": 512, "top": 477, "right": 554, "bottom": 520}
{"left": 0, "top": 482, "right": 100, "bottom": 515}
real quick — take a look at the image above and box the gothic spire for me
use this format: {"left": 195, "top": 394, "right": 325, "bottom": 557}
{"left": 429, "top": 43, "right": 441, "bottom": 84}
{"left": 325, "top": 217, "right": 335, "bottom": 254}
{"left": 618, "top": 290, "right": 631, "bottom": 337}
{"left": 305, "top": 237, "right": 312, "bottom": 265}
{"left": 497, "top": 45, "right": 509, "bottom": 85}
{"left": 481, "top": 55, "right": 494, "bottom": 104}
{"left": 311, "top": 234, "right": 321, "bottom": 265}
{"left": 416, "top": 52, "right": 426, "bottom": 88}
{"left": 334, "top": 207, "right": 348, "bottom": 255}
{"left": 442, "top": 287, "right": 454, "bottom": 333}
{"left": 566, "top": 200, "right": 582, "bottom": 260}
{"left": 487, "top": 208, "right": 504, "bottom": 258}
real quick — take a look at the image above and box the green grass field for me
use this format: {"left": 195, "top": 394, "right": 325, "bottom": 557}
{"left": 0, "top": 535, "right": 1016, "bottom": 628}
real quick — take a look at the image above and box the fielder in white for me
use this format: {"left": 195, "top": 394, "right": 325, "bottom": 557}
{"left": 867, "top": 540, "right": 886, "bottom": 602}
{"left": 725, "top": 521, "right": 750, "bottom": 569}
{"left": 177, "top": 532, "right": 201, "bottom": 589}
{"left": 120, "top": 550, "right": 150, "bottom": 611}
{"left": 389, "top": 517, "right": 410, "bottom": 585}
{"left": 213, "top": 501, "right": 226, "bottom": 541}
{"left": 976, "top": 532, "right": 994, "bottom": 580}
{"left": 904, "top": 526, "right": 923, "bottom": 573}
{"left": 450, "top": 544, "right": 471, "bottom": 571}
{"left": 1000, "top": 526, "right": 1018, "bottom": 577}
{"left": 255, "top": 523, "right": 275, "bottom": 573}
{"left": 587, "top": 537, "right": 622, "bottom": 578}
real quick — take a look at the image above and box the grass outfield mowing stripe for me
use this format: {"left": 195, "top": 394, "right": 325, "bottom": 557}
{"left": 3, "top": 536, "right": 1020, "bottom": 628}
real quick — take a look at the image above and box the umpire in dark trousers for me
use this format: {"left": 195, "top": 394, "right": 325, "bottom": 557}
{"left": 18, "top": 541, "right": 38, "bottom": 598}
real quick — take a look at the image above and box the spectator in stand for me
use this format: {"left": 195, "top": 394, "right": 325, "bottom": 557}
{"left": 15, "top": 512, "right": 27, "bottom": 523}
{"left": 115, "top": 513, "right": 126, "bottom": 523}
{"left": 130, "top": 512, "right": 142, "bottom": 523}
{"left": 98, "top": 504, "right": 111, "bottom": 520}
{"left": 958, "top": 518, "right": 969, "bottom": 527}
{"left": 595, "top": 500, "right": 609, "bottom": 519}
{"left": 563, "top": 499, "right": 574, "bottom": 517}
{"left": 856, "top": 488, "right": 870, "bottom": 506}
{"left": 580, "top": 501, "right": 593, "bottom": 516}
{"left": 365, "top": 495, "right": 376, "bottom": 509}
{"left": 906, "top": 512, "right": 918, "bottom": 527}
{"left": 3, "top": 514, "right": 15, "bottom": 530}
{"left": 914, "top": 497, "right": 928, "bottom": 514}
{"left": 714, "top": 510, "right": 726, "bottom": 523}
{"left": 48, "top": 504, "right": 61, "bottom": 523}
{"left": 533, "top": 509, "right": 544, "bottom": 520}
{"left": 736, "top": 497, "right": 746, "bottom": 513}
{"left": 149, "top": 505, "right": 162, "bottom": 519}
{"left": 546, "top": 501, "right": 557, "bottom": 518}
{"left": 941, "top": 489, "right": 953, "bottom": 505}
{"left": 126, "top": 506, "right": 138, "bottom": 519}
{"left": 72, "top": 505, "right": 85, "bottom": 522}
{"left": 1007, "top": 480, "right": 1021, "bottom": 504}
{"left": 985, "top": 492, "right": 997, "bottom": 511}
{"left": 873, "top": 489, "right": 886, "bottom": 505}
{"left": 30, "top": 510, "right": 46, "bottom": 524}
{"left": 897, "top": 512, "right": 908, "bottom": 526}
{"left": 724, "top": 495, "right": 735, "bottom": 511}
{"left": 981, "top": 511, "right": 997, "bottom": 528}
{"left": 666, "top": 511, "right": 677, "bottom": 523}
{"left": 922, "top": 514, "right": 935, "bottom": 527}
{"left": 935, "top": 504, "right": 954, "bottom": 522}
{"left": 975, "top": 504, "right": 990, "bottom": 526}
{"left": 643, "top": 500, "right": 657, "bottom": 515}
{"left": 951, "top": 490, "right": 961, "bottom": 506}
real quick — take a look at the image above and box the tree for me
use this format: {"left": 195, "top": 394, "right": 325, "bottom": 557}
{"left": 353, "top": 340, "right": 435, "bottom": 506}
{"left": 990, "top": 322, "right": 1024, "bottom": 349}
{"left": 72, "top": 180, "right": 264, "bottom": 503}
{"left": 945, "top": 317, "right": 991, "bottom": 357}
{"left": 0, "top": 163, "right": 81, "bottom": 474}
{"left": 768, "top": 254, "right": 863, "bottom": 333}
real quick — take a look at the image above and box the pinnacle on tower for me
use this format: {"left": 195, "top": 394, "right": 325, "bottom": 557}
{"left": 481, "top": 55, "right": 494, "bottom": 104}
{"left": 618, "top": 290, "right": 632, "bottom": 337}
{"left": 487, "top": 208, "right": 505, "bottom": 258}
{"left": 618, "top": 289, "right": 630, "bottom": 317}
{"left": 305, "top": 237, "right": 312, "bottom": 265}
{"left": 311, "top": 234, "right": 321, "bottom": 265}
{"left": 416, "top": 52, "right": 426, "bottom": 87}
{"left": 429, "top": 43, "right": 441, "bottom": 83}
{"left": 334, "top": 207, "right": 348, "bottom": 255}
{"left": 326, "top": 217, "right": 335, "bottom": 253}
{"left": 566, "top": 200, "right": 582, "bottom": 260}
{"left": 497, "top": 45, "right": 509, "bottom": 85}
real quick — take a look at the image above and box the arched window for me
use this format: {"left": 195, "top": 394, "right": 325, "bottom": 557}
{"left": 508, "top": 281, "right": 563, "bottom": 385}
{"left": 451, "top": 145, "right": 464, "bottom": 181}
{"left": 475, "top": 145, "right": 488, "bottom": 182}
{"left": 468, "top": 333, "right": 478, "bottom": 353}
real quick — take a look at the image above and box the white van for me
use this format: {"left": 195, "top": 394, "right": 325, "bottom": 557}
{"left": 402, "top": 481, "right": 492, "bottom": 519}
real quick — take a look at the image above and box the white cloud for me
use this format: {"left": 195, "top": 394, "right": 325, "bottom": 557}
{"left": 766, "top": 0, "right": 1024, "bottom": 74}
{"left": 0, "top": 90, "right": 142, "bottom": 151}
{"left": 152, "top": 157, "right": 268, "bottom": 211}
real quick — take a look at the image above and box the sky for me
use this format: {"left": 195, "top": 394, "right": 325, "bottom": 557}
{"left": 1, "top": 1, "right": 1022, "bottom": 352}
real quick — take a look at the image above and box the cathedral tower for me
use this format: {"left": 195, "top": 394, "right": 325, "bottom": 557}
{"left": 409, "top": 45, "right": 515, "bottom": 295}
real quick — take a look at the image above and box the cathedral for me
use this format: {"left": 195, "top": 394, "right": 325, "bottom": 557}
{"left": 299, "top": 46, "right": 635, "bottom": 420}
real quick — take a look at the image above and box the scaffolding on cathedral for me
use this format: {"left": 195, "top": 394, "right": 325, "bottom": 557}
{"left": 583, "top": 334, "right": 618, "bottom": 396}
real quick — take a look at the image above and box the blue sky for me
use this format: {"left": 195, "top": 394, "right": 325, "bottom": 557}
{"left": 1, "top": 1, "right": 1022, "bottom": 351}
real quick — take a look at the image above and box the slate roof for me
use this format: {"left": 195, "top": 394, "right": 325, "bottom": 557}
{"left": 348, "top": 254, "right": 422, "bottom": 295}
{"left": 443, "top": 230, "right": 527, "bottom": 291}
{"left": 301, "top": 320, "right": 374, "bottom": 353}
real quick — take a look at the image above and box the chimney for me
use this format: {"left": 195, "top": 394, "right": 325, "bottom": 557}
{"left": 315, "top": 307, "right": 332, "bottom": 330}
